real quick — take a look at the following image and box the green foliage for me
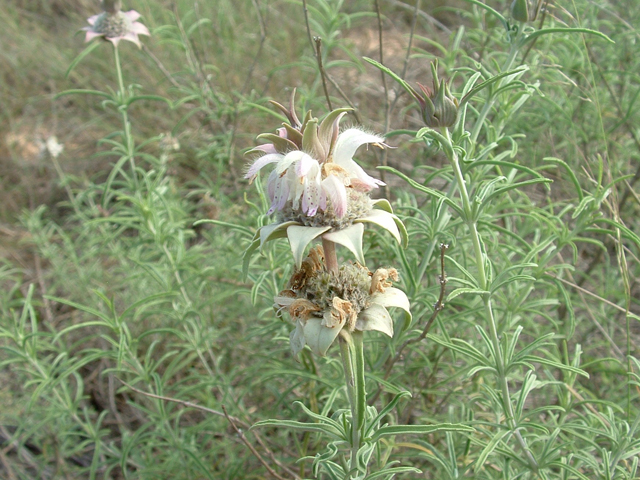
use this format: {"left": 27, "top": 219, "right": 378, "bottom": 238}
{"left": 1, "top": 0, "right": 640, "bottom": 478}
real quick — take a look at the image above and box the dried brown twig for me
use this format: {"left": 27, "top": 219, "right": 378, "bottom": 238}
{"left": 369, "top": 244, "right": 449, "bottom": 404}
{"left": 222, "top": 406, "right": 292, "bottom": 480}
{"left": 118, "top": 380, "right": 300, "bottom": 480}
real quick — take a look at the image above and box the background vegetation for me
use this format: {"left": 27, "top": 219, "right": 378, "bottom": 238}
{"left": 1, "top": 0, "right": 639, "bottom": 478}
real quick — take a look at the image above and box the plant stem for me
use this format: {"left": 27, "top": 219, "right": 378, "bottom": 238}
{"left": 339, "top": 333, "right": 358, "bottom": 473}
{"left": 441, "top": 127, "right": 538, "bottom": 474}
{"left": 325, "top": 235, "right": 366, "bottom": 476}
{"left": 339, "top": 330, "right": 366, "bottom": 477}
{"left": 113, "top": 45, "right": 138, "bottom": 190}
{"left": 468, "top": 26, "right": 523, "bottom": 156}
{"left": 416, "top": 28, "right": 524, "bottom": 287}
{"left": 322, "top": 236, "right": 339, "bottom": 274}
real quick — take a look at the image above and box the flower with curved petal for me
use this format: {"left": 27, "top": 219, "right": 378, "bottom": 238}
{"left": 83, "top": 6, "right": 150, "bottom": 48}
{"left": 244, "top": 93, "right": 407, "bottom": 273}
{"left": 275, "top": 247, "right": 411, "bottom": 358}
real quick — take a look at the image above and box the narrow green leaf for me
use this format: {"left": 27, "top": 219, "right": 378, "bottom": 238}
{"left": 379, "top": 166, "right": 464, "bottom": 216}
{"left": 371, "top": 423, "right": 473, "bottom": 441}
{"left": 64, "top": 41, "right": 101, "bottom": 78}
{"left": 55, "top": 89, "right": 113, "bottom": 100}
{"left": 252, "top": 419, "right": 344, "bottom": 440}
{"left": 460, "top": 0, "right": 507, "bottom": 30}
{"left": 447, "top": 288, "right": 490, "bottom": 301}
{"left": 474, "top": 429, "right": 511, "bottom": 473}
{"left": 523, "top": 28, "right": 614, "bottom": 46}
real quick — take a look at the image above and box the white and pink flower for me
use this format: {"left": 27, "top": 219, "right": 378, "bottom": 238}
{"left": 83, "top": 9, "right": 150, "bottom": 48}
{"left": 245, "top": 126, "right": 385, "bottom": 218}
{"left": 243, "top": 96, "right": 407, "bottom": 271}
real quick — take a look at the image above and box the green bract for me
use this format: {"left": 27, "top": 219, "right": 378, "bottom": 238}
{"left": 243, "top": 198, "right": 407, "bottom": 273}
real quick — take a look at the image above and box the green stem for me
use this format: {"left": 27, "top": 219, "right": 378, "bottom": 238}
{"left": 324, "top": 236, "right": 367, "bottom": 475}
{"left": 339, "top": 332, "right": 360, "bottom": 473}
{"left": 468, "top": 26, "right": 523, "bottom": 156}
{"left": 352, "top": 331, "right": 366, "bottom": 438}
{"left": 441, "top": 127, "right": 538, "bottom": 474}
{"left": 415, "top": 29, "right": 526, "bottom": 288}
{"left": 113, "top": 45, "right": 138, "bottom": 190}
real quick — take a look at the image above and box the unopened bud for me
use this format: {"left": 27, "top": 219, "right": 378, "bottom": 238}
{"left": 101, "top": 0, "right": 122, "bottom": 14}
{"left": 510, "top": 0, "right": 533, "bottom": 23}
{"left": 417, "top": 62, "right": 459, "bottom": 128}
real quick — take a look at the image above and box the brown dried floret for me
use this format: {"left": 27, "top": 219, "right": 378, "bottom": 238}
{"left": 369, "top": 268, "right": 399, "bottom": 294}
{"left": 322, "top": 297, "right": 357, "bottom": 330}
{"left": 289, "top": 246, "right": 325, "bottom": 290}
{"left": 289, "top": 299, "right": 321, "bottom": 320}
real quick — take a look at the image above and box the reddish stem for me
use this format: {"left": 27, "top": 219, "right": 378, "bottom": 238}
{"left": 322, "top": 236, "right": 338, "bottom": 274}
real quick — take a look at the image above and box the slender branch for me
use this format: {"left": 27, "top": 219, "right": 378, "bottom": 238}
{"left": 323, "top": 73, "right": 363, "bottom": 124}
{"left": 228, "top": 0, "right": 268, "bottom": 177}
{"left": 222, "top": 405, "right": 290, "bottom": 480}
{"left": 142, "top": 44, "right": 180, "bottom": 89}
{"left": 314, "top": 37, "right": 333, "bottom": 111}
{"left": 373, "top": 0, "right": 390, "bottom": 194}
{"left": 548, "top": 273, "right": 632, "bottom": 315}
{"left": 386, "top": 243, "right": 448, "bottom": 375}
{"left": 301, "top": 0, "right": 315, "bottom": 52}
{"left": 383, "top": 0, "right": 451, "bottom": 34}
{"left": 442, "top": 127, "right": 538, "bottom": 473}
{"left": 119, "top": 379, "right": 244, "bottom": 424}
{"left": 369, "top": 243, "right": 448, "bottom": 405}
{"left": 118, "top": 380, "right": 300, "bottom": 479}
{"left": 113, "top": 45, "right": 138, "bottom": 191}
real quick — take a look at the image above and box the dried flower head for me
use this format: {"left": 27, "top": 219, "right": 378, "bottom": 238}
{"left": 275, "top": 247, "right": 411, "bottom": 357}
{"left": 83, "top": 1, "right": 150, "bottom": 48}
{"left": 244, "top": 92, "right": 407, "bottom": 271}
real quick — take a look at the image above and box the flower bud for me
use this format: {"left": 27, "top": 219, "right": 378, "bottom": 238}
{"left": 416, "top": 62, "right": 459, "bottom": 128}
{"left": 510, "top": 0, "right": 541, "bottom": 23}
{"left": 101, "top": 0, "right": 122, "bottom": 14}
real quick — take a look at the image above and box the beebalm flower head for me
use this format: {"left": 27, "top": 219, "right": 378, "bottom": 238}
{"left": 411, "top": 61, "right": 459, "bottom": 128}
{"left": 275, "top": 247, "right": 411, "bottom": 357}
{"left": 243, "top": 91, "right": 408, "bottom": 271}
{"left": 83, "top": 1, "right": 150, "bottom": 48}
{"left": 245, "top": 92, "right": 385, "bottom": 221}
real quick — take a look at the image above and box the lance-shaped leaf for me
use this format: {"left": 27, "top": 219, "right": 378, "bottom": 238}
{"left": 370, "top": 286, "right": 412, "bottom": 331}
{"left": 323, "top": 223, "right": 365, "bottom": 265}
{"left": 304, "top": 317, "right": 345, "bottom": 356}
{"left": 287, "top": 225, "right": 331, "bottom": 269}
{"left": 355, "top": 303, "right": 394, "bottom": 337}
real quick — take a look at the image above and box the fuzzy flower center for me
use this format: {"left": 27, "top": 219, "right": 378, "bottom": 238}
{"left": 92, "top": 11, "right": 132, "bottom": 37}
{"left": 304, "top": 264, "right": 372, "bottom": 316}
{"left": 278, "top": 189, "right": 373, "bottom": 231}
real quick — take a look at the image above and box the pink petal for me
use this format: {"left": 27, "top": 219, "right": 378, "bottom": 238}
{"left": 245, "top": 153, "right": 282, "bottom": 179}
{"left": 106, "top": 36, "right": 121, "bottom": 46}
{"left": 85, "top": 31, "right": 104, "bottom": 42}
{"left": 266, "top": 170, "right": 278, "bottom": 199}
{"left": 333, "top": 128, "right": 385, "bottom": 167}
{"left": 253, "top": 144, "right": 277, "bottom": 155}
{"left": 276, "top": 150, "right": 305, "bottom": 175}
{"left": 347, "top": 161, "right": 385, "bottom": 190}
{"left": 124, "top": 10, "right": 142, "bottom": 21}
{"left": 131, "top": 22, "right": 150, "bottom": 36}
{"left": 87, "top": 14, "right": 100, "bottom": 25}
{"left": 122, "top": 32, "right": 142, "bottom": 47}
{"left": 322, "top": 175, "right": 347, "bottom": 218}
{"left": 302, "top": 179, "right": 321, "bottom": 216}
{"left": 296, "top": 154, "right": 318, "bottom": 178}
